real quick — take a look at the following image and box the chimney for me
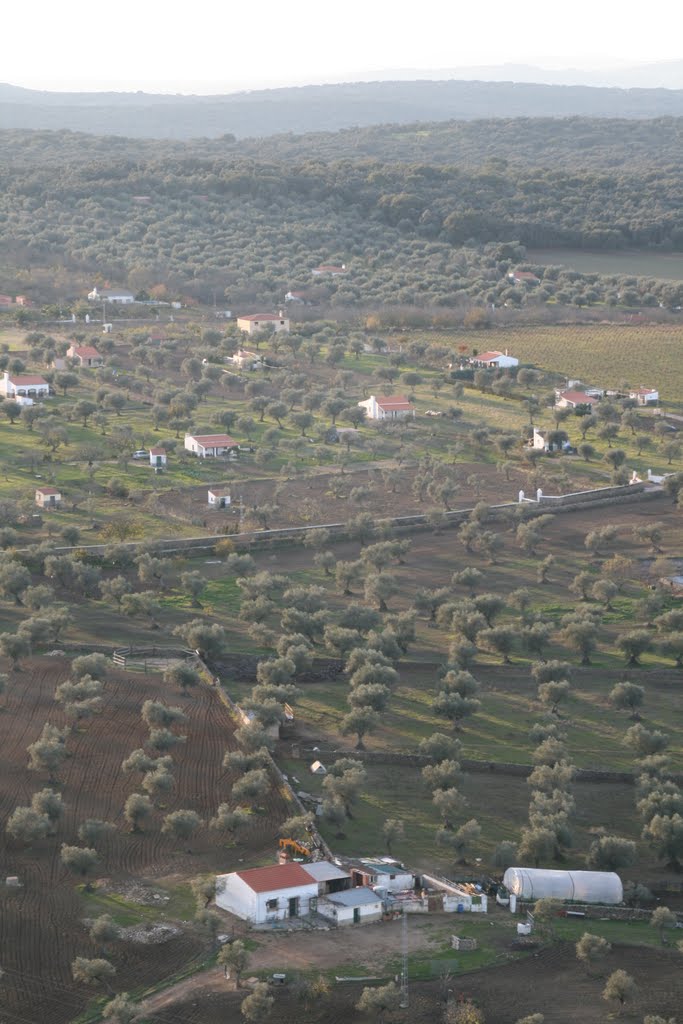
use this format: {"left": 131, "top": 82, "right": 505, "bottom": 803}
{"left": 505, "top": 348, "right": 509, "bottom": 356}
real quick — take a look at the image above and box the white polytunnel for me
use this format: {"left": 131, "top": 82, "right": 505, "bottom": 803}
{"left": 502, "top": 867, "right": 623, "bottom": 904}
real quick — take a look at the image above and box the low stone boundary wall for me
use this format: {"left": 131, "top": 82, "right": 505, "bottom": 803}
{"left": 23, "top": 483, "right": 662, "bottom": 559}
{"left": 286, "top": 746, "right": 683, "bottom": 786}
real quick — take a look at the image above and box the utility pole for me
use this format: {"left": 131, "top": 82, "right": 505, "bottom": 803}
{"left": 397, "top": 913, "right": 409, "bottom": 1007}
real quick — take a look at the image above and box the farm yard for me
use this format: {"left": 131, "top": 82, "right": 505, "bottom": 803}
{"left": 144, "top": 940, "right": 683, "bottom": 1024}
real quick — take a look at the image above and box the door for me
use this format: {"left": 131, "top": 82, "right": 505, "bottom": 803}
{"left": 288, "top": 897, "right": 299, "bottom": 918}
{"left": 353, "top": 907, "right": 361, "bottom": 924}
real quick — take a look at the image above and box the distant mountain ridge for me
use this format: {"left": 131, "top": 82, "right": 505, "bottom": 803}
{"left": 2, "top": 78, "right": 683, "bottom": 139}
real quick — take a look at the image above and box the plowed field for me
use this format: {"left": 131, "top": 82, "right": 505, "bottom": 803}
{"left": 0, "top": 657, "right": 290, "bottom": 1024}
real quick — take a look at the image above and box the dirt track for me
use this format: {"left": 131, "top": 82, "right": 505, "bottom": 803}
{"left": 145, "top": 940, "right": 683, "bottom": 1024}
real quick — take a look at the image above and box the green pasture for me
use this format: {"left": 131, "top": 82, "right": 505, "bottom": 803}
{"left": 528, "top": 248, "right": 683, "bottom": 282}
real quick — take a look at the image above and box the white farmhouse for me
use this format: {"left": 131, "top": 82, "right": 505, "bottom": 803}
{"left": 184, "top": 433, "right": 238, "bottom": 458}
{"left": 628, "top": 387, "right": 659, "bottom": 406}
{"left": 149, "top": 447, "right": 167, "bottom": 470}
{"left": 236, "top": 313, "right": 290, "bottom": 335}
{"left": 357, "top": 394, "right": 415, "bottom": 421}
{"left": 0, "top": 371, "right": 50, "bottom": 399}
{"left": 473, "top": 350, "right": 519, "bottom": 369}
{"left": 215, "top": 863, "right": 324, "bottom": 924}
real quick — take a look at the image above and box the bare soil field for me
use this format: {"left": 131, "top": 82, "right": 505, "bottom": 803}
{"left": 0, "top": 657, "right": 291, "bottom": 1024}
{"left": 146, "top": 941, "right": 683, "bottom": 1024}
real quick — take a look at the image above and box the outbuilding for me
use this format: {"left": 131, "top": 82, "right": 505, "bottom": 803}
{"left": 149, "top": 447, "right": 167, "bottom": 470}
{"left": 317, "top": 887, "right": 383, "bottom": 926}
{"left": 208, "top": 489, "right": 231, "bottom": 508}
{"left": 35, "top": 486, "right": 62, "bottom": 509}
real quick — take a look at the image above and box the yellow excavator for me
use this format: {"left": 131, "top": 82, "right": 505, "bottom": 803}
{"left": 278, "top": 837, "right": 313, "bottom": 860}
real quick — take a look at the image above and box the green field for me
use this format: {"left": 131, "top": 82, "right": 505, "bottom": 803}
{"left": 528, "top": 248, "right": 683, "bottom": 282}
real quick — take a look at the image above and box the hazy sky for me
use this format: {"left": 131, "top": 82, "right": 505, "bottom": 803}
{"left": 6, "top": 0, "right": 683, "bottom": 92}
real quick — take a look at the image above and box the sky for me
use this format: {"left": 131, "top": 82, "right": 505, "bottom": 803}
{"left": 4, "top": 0, "right": 683, "bottom": 93}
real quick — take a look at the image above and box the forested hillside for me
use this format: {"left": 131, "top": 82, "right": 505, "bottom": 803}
{"left": 3, "top": 78, "right": 683, "bottom": 138}
{"left": 2, "top": 121, "right": 683, "bottom": 309}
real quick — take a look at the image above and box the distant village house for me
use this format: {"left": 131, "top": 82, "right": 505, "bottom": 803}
{"left": 311, "top": 264, "right": 346, "bottom": 276}
{"left": 228, "top": 349, "right": 263, "bottom": 370}
{"left": 628, "top": 387, "right": 659, "bottom": 406}
{"left": 35, "top": 486, "right": 62, "bottom": 509}
{"left": 358, "top": 394, "right": 415, "bottom": 421}
{"left": 0, "top": 371, "right": 49, "bottom": 399}
{"left": 66, "top": 344, "right": 104, "bottom": 368}
{"left": 184, "top": 433, "right": 238, "bottom": 458}
{"left": 236, "top": 313, "right": 290, "bottom": 335}
{"left": 472, "top": 350, "right": 519, "bottom": 369}
{"left": 87, "top": 286, "right": 135, "bottom": 304}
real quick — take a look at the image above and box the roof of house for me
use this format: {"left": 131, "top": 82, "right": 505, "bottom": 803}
{"left": 511, "top": 271, "right": 539, "bottom": 280}
{"left": 149, "top": 447, "right": 166, "bottom": 455}
{"left": 235, "top": 863, "right": 316, "bottom": 893}
{"left": 6, "top": 374, "right": 48, "bottom": 385}
{"left": 303, "top": 862, "right": 351, "bottom": 883}
{"left": 36, "top": 486, "right": 61, "bottom": 495}
{"left": 312, "top": 264, "right": 346, "bottom": 272}
{"left": 630, "top": 387, "right": 657, "bottom": 395}
{"left": 322, "top": 887, "right": 382, "bottom": 907}
{"left": 476, "top": 351, "right": 506, "bottom": 362}
{"left": 374, "top": 395, "right": 413, "bottom": 411}
{"left": 558, "top": 390, "right": 599, "bottom": 405}
{"left": 187, "top": 434, "right": 237, "bottom": 447}
{"left": 70, "top": 345, "right": 101, "bottom": 358}
{"left": 237, "top": 313, "right": 285, "bottom": 322}
{"left": 233, "top": 349, "right": 260, "bottom": 358}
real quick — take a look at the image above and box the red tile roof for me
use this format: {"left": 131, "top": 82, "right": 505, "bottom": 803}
{"left": 149, "top": 447, "right": 166, "bottom": 455}
{"left": 236, "top": 863, "right": 315, "bottom": 893}
{"left": 376, "top": 394, "right": 413, "bottom": 410}
{"left": 188, "top": 434, "right": 237, "bottom": 447}
{"left": 70, "top": 345, "right": 101, "bottom": 358}
{"left": 630, "top": 387, "right": 657, "bottom": 395}
{"left": 238, "top": 313, "right": 284, "bottom": 321}
{"left": 8, "top": 374, "right": 49, "bottom": 385}
{"left": 558, "top": 390, "right": 599, "bottom": 406}
{"left": 476, "top": 351, "right": 505, "bottom": 362}
{"left": 312, "top": 265, "right": 346, "bottom": 272}
{"left": 36, "top": 486, "right": 61, "bottom": 495}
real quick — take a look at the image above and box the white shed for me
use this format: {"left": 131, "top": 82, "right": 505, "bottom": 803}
{"left": 208, "top": 489, "right": 231, "bottom": 508}
{"left": 317, "top": 886, "right": 383, "bottom": 926}
{"left": 502, "top": 867, "right": 623, "bottom": 905}
{"left": 310, "top": 760, "right": 326, "bottom": 775}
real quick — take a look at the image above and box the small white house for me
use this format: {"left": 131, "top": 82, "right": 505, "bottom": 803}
{"left": 229, "top": 349, "right": 263, "bottom": 370}
{"left": 629, "top": 387, "right": 659, "bottom": 406}
{"left": 184, "top": 433, "right": 238, "bottom": 458}
{"left": 35, "top": 486, "right": 62, "bottom": 509}
{"left": 66, "top": 344, "right": 104, "bottom": 368}
{"left": 208, "top": 489, "right": 231, "bottom": 508}
{"left": 473, "top": 350, "right": 519, "bottom": 369}
{"left": 317, "top": 887, "right": 383, "bottom": 926}
{"left": 236, "top": 313, "right": 290, "bottom": 335}
{"left": 310, "top": 760, "right": 326, "bottom": 775}
{"left": 149, "top": 447, "right": 167, "bottom": 469}
{"left": 215, "top": 863, "right": 322, "bottom": 924}
{"left": 0, "top": 371, "right": 49, "bottom": 399}
{"left": 357, "top": 394, "right": 415, "bottom": 421}
{"left": 555, "top": 390, "right": 600, "bottom": 411}
{"left": 88, "top": 286, "right": 135, "bottom": 304}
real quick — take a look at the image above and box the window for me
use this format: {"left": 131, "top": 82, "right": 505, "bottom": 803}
{"left": 266, "top": 898, "right": 278, "bottom": 911}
